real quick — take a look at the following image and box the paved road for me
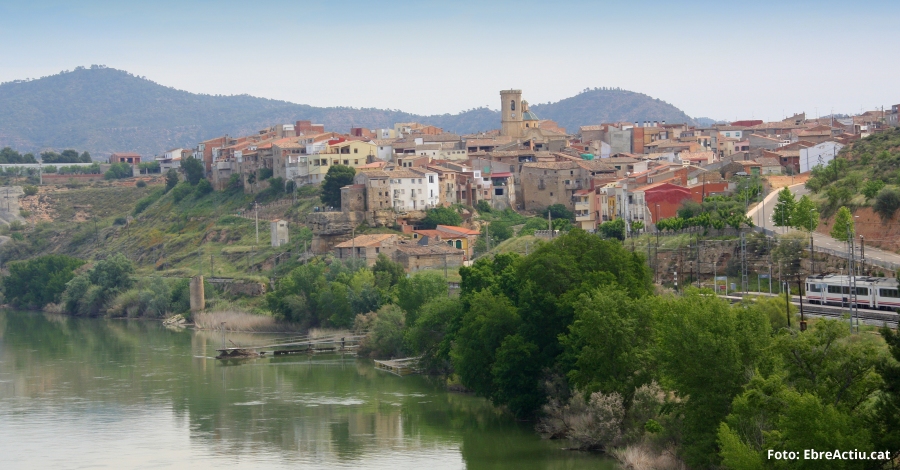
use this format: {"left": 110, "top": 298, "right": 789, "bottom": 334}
{"left": 748, "top": 184, "right": 900, "bottom": 271}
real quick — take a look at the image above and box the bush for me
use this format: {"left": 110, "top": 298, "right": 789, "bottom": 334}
{"left": 194, "top": 178, "right": 213, "bottom": 197}
{"left": 259, "top": 168, "right": 273, "bottom": 181}
{"left": 2, "top": 254, "right": 85, "bottom": 308}
{"left": 476, "top": 200, "right": 492, "bottom": 213}
{"left": 420, "top": 206, "right": 463, "bottom": 229}
{"left": 873, "top": 187, "right": 900, "bottom": 221}
{"left": 135, "top": 180, "right": 147, "bottom": 188}
{"left": 132, "top": 188, "right": 164, "bottom": 216}
{"left": 113, "top": 217, "right": 127, "bottom": 226}
{"left": 543, "top": 203, "right": 574, "bottom": 220}
{"left": 104, "top": 162, "right": 132, "bottom": 180}
{"left": 23, "top": 185, "right": 38, "bottom": 196}
{"left": 356, "top": 304, "right": 406, "bottom": 358}
{"left": 171, "top": 181, "right": 193, "bottom": 202}
{"left": 165, "top": 169, "right": 179, "bottom": 191}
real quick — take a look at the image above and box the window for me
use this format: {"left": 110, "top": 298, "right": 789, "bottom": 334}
{"left": 354, "top": 148, "right": 358, "bottom": 153}
{"left": 853, "top": 287, "right": 869, "bottom": 295}
{"left": 455, "top": 240, "right": 462, "bottom": 249}
{"left": 827, "top": 285, "right": 850, "bottom": 294}
{"left": 495, "top": 188, "right": 504, "bottom": 195}
{"left": 808, "top": 283, "right": 822, "bottom": 292}
{"left": 428, "top": 175, "right": 434, "bottom": 183}
{"left": 354, "top": 160, "right": 358, "bottom": 165}
{"left": 880, "top": 288, "right": 900, "bottom": 298}
{"left": 510, "top": 100, "right": 516, "bottom": 111}
{"left": 343, "top": 160, "right": 349, "bottom": 165}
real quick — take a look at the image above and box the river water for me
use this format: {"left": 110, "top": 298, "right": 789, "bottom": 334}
{"left": 0, "top": 310, "right": 615, "bottom": 470}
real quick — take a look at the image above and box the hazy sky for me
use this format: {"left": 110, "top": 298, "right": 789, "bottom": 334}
{"left": 1, "top": 0, "right": 897, "bottom": 121}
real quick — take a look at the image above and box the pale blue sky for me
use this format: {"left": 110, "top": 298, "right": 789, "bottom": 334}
{"left": 1, "top": 0, "right": 897, "bottom": 120}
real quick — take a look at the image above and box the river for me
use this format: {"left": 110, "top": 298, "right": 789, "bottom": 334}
{"left": 0, "top": 310, "right": 616, "bottom": 470}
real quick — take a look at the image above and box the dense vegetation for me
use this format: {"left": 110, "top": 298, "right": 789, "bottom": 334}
{"left": 0, "top": 67, "right": 698, "bottom": 155}
{"left": 2, "top": 254, "right": 85, "bottom": 308}
{"left": 805, "top": 128, "right": 900, "bottom": 220}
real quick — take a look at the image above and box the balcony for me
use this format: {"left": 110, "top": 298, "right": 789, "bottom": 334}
{"left": 575, "top": 200, "right": 591, "bottom": 210}
{"left": 575, "top": 210, "right": 594, "bottom": 221}
{"left": 565, "top": 180, "right": 583, "bottom": 190}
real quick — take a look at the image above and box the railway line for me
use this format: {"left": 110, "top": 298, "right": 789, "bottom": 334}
{"left": 720, "top": 293, "right": 898, "bottom": 328}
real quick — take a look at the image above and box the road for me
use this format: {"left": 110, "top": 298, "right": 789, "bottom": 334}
{"left": 747, "top": 184, "right": 900, "bottom": 271}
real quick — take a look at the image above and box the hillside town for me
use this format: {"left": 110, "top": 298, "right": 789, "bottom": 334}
{"left": 94, "top": 91, "right": 896, "bottom": 267}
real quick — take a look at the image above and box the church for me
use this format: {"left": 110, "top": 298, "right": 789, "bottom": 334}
{"left": 499, "top": 89, "right": 569, "bottom": 151}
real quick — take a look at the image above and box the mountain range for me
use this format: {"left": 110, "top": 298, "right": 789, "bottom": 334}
{"left": 0, "top": 66, "right": 698, "bottom": 157}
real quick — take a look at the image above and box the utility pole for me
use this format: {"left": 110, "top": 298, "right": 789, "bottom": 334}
{"left": 784, "top": 281, "right": 791, "bottom": 328}
{"left": 859, "top": 235, "right": 865, "bottom": 275}
{"left": 211, "top": 254, "right": 215, "bottom": 278}
{"left": 740, "top": 231, "right": 748, "bottom": 294}
{"left": 848, "top": 225, "right": 858, "bottom": 333}
{"left": 255, "top": 202, "right": 260, "bottom": 246}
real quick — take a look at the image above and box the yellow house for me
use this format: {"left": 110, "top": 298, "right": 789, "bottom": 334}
{"left": 308, "top": 140, "right": 378, "bottom": 183}
{"left": 411, "top": 225, "right": 480, "bottom": 260}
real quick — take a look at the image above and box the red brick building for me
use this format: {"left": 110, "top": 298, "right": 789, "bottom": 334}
{"left": 109, "top": 152, "right": 141, "bottom": 164}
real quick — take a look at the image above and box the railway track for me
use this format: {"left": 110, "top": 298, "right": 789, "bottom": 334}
{"left": 720, "top": 294, "right": 899, "bottom": 327}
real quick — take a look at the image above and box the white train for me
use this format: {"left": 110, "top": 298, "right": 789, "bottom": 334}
{"left": 805, "top": 274, "right": 900, "bottom": 311}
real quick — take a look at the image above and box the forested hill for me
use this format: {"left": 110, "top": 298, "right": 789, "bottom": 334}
{"left": 0, "top": 67, "right": 696, "bottom": 157}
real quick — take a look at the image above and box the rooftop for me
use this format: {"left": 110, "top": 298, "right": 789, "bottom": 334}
{"left": 333, "top": 234, "right": 397, "bottom": 248}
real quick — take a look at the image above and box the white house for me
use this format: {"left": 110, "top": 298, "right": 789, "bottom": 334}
{"left": 156, "top": 148, "right": 184, "bottom": 172}
{"left": 389, "top": 168, "right": 440, "bottom": 211}
{"left": 799, "top": 141, "right": 844, "bottom": 173}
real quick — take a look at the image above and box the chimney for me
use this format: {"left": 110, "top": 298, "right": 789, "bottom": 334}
{"left": 662, "top": 120, "right": 666, "bottom": 126}
{"left": 654, "top": 121, "right": 658, "bottom": 127}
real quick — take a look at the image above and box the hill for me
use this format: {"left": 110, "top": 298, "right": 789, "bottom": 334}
{"left": 0, "top": 66, "right": 696, "bottom": 157}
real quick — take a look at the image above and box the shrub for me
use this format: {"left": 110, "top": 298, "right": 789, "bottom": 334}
{"left": 420, "top": 206, "right": 463, "bottom": 229}
{"left": 23, "top": 185, "right": 38, "bottom": 196}
{"left": 171, "top": 181, "right": 193, "bottom": 202}
{"left": 113, "top": 217, "right": 127, "bottom": 226}
{"left": 104, "top": 162, "right": 132, "bottom": 180}
{"left": 873, "top": 187, "right": 900, "bottom": 221}
{"left": 2, "top": 254, "right": 85, "bottom": 308}
{"left": 135, "top": 180, "right": 147, "bottom": 188}
{"left": 543, "top": 203, "right": 574, "bottom": 220}
{"left": 194, "top": 178, "right": 213, "bottom": 197}
{"left": 259, "top": 168, "right": 273, "bottom": 180}
{"left": 476, "top": 200, "right": 492, "bottom": 213}
{"left": 356, "top": 304, "right": 406, "bottom": 358}
{"left": 165, "top": 169, "right": 179, "bottom": 191}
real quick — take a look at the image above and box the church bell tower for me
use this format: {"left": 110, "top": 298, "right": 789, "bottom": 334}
{"left": 500, "top": 89, "right": 523, "bottom": 137}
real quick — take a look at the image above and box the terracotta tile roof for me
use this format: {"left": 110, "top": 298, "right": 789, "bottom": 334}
{"left": 679, "top": 151, "right": 715, "bottom": 162}
{"left": 394, "top": 242, "right": 463, "bottom": 256}
{"left": 333, "top": 234, "right": 397, "bottom": 248}
{"left": 756, "top": 157, "right": 781, "bottom": 167}
{"left": 576, "top": 160, "right": 616, "bottom": 172}
{"left": 437, "top": 225, "right": 480, "bottom": 236}
{"left": 523, "top": 161, "right": 579, "bottom": 170}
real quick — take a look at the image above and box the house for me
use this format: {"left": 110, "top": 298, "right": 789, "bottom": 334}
{"left": 392, "top": 238, "right": 465, "bottom": 272}
{"left": 333, "top": 234, "right": 399, "bottom": 266}
{"left": 389, "top": 168, "right": 440, "bottom": 211}
{"left": 519, "top": 160, "right": 615, "bottom": 211}
{"left": 110, "top": 152, "right": 141, "bottom": 165}
{"left": 307, "top": 140, "right": 377, "bottom": 184}
{"left": 756, "top": 157, "right": 783, "bottom": 175}
{"left": 270, "top": 219, "right": 289, "bottom": 247}
{"left": 574, "top": 189, "right": 597, "bottom": 231}
{"left": 799, "top": 141, "right": 844, "bottom": 173}
{"left": 640, "top": 182, "right": 692, "bottom": 223}
{"left": 412, "top": 225, "right": 480, "bottom": 259}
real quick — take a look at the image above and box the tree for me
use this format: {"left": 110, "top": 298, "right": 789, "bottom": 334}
{"left": 487, "top": 220, "right": 513, "bottom": 242}
{"left": 22, "top": 185, "right": 38, "bottom": 196}
{"left": 79, "top": 151, "right": 91, "bottom": 163}
{"left": 321, "top": 164, "right": 355, "bottom": 207}
{"left": 406, "top": 298, "right": 463, "bottom": 374}
{"left": 165, "top": 169, "right": 179, "bottom": 191}
{"left": 772, "top": 234, "right": 805, "bottom": 278}
{"left": 181, "top": 156, "right": 204, "bottom": 185}
{"left": 194, "top": 178, "right": 212, "bottom": 196}
{"left": 357, "top": 304, "right": 406, "bottom": 359}
{"left": 372, "top": 253, "right": 404, "bottom": 289}
{"left": 772, "top": 187, "right": 796, "bottom": 229}
{"left": 396, "top": 272, "right": 448, "bottom": 325}
{"left": 104, "top": 162, "right": 132, "bottom": 179}
{"left": 830, "top": 206, "right": 854, "bottom": 242}
{"left": 875, "top": 327, "right": 900, "bottom": 464}
{"left": 543, "top": 203, "right": 573, "bottom": 220}
{"left": 873, "top": 187, "right": 900, "bottom": 221}
{"left": 2, "top": 255, "right": 85, "bottom": 308}
{"left": 861, "top": 179, "right": 886, "bottom": 200}
{"left": 599, "top": 219, "right": 626, "bottom": 240}
{"left": 792, "top": 195, "right": 818, "bottom": 234}
{"left": 451, "top": 290, "right": 521, "bottom": 399}
{"left": 476, "top": 200, "right": 492, "bottom": 213}
{"left": 629, "top": 220, "right": 644, "bottom": 234}
{"left": 491, "top": 334, "right": 543, "bottom": 418}
{"left": 420, "top": 206, "right": 463, "bottom": 229}
{"left": 654, "top": 291, "right": 771, "bottom": 468}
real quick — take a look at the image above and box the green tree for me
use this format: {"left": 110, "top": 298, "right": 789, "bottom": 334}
{"left": 486, "top": 220, "right": 513, "bottom": 242}
{"left": 451, "top": 290, "right": 521, "bottom": 398}
{"left": 599, "top": 219, "right": 626, "bottom": 240}
{"left": 629, "top": 220, "right": 644, "bottom": 234}
{"left": 491, "top": 334, "right": 543, "bottom": 418}
{"left": 194, "top": 178, "right": 213, "bottom": 196}
{"left": 560, "top": 288, "right": 656, "bottom": 399}
{"left": 874, "top": 327, "right": 900, "bottom": 464}
{"left": 79, "top": 151, "right": 91, "bottom": 163}
{"left": 873, "top": 187, "right": 900, "bottom": 221}
{"left": 792, "top": 195, "right": 819, "bottom": 234}
{"left": 104, "top": 162, "right": 132, "bottom": 179}
{"left": 181, "top": 156, "right": 204, "bottom": 185}
{"left": 543, "top": 203, "right": 573, "bottom": 220}
{"left": 88, "top": 253, "right": 135, "bottom": 294}
{"left": 2, "top": 255, "right": 85, "bottom": 308}
{"left": 357, "top": 304, "right": 406, "bottom": 359}
{"left": 372, "top": 253, "right": 405, "bottom": 290}
{"left": 420, "top": 206, "right": 463, "bottom": 229}
{"left": 861, "top": 179, "right": 885, "bottom": 200}
{"left": 772, "top": 234, "right": 805, "bottom": 278}
{"left": 830, "top": 206, "right": 854, "bottom": 242}
{"left": 165, "top": 169, "right": 179, "bottom": 191}
{"left": 476, "top": 200, "right": 492, "bottom": 213}
{"left": 654, "top": 290, "right": 771, "bottom": 468}
{"left": 406, "top": 297, "right": 463, "bottom": 374}
{"left": 396, "top": 272, "right": 448, "bottom": 326}
{"left": 321, "top": 164, "right": 355, "bottom": 207}
{"left": 771, "top": 187, "right": 796, "bottom": 229}
{"left": 22, "top": 185, "right": 38, "bottom": 196}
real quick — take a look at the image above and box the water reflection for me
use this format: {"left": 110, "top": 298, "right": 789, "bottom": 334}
{"left": 0, "top": 310, "right": 614, "bottom": 469}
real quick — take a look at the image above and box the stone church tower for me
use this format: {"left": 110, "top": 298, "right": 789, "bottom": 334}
{"left": 500, "top": 89, "right": 523, "bottom": 137}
